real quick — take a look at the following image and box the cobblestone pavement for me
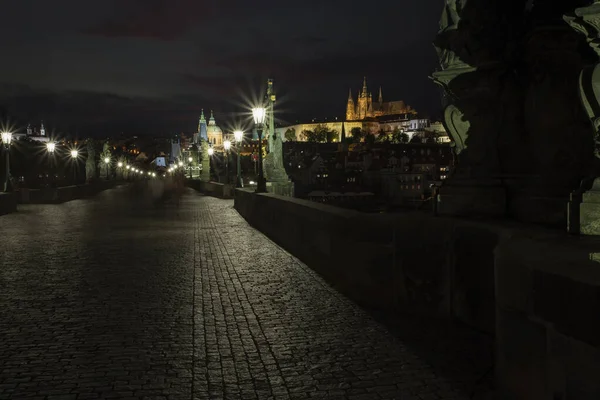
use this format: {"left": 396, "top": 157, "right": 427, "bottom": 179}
{"left": 0, "top": 185, "right": 490, "bottom": 399}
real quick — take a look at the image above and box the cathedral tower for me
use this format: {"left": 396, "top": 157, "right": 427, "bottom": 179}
{"left": 357, "top": 77, "right": 369, "bottom": 120}
{"left": 346, "top": 89, "right": 356, "bottom": 121}
{"left": 197, "top": 109, "right": 208, "bottom": 143}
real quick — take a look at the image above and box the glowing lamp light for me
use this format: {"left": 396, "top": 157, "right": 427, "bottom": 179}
{"left": 126, "top": 165, "right": 131, "bottom": 170}
{"left": 208, "top": 147, "right": 214, "bottom": 156}
{"left": 252, "top": 107, "right": 266, "bottom": 125}
{"left": 188, "top": 157, "right": 193, "bottom": 162}
{"left": 178, "top": 161, "right": 183, "bottom": 167}
{"left": 1, "top": 131, "right": 12, "bottom": 147}
{"left": 46, "top": 142, "right": 56, "bottom": 153}
{"left": 104, "top": 157, "right": 110, "bottom": 164}
{"left": 249, "top": 180, "right": 255, "bottom": 185}
{"left": 224, "top": 140, "right": 231, "bottom": 151}
{"left": 117, "top": 162, "right": 123, "bottom": 168}
{"left": 234, "top": 130, "right": 244, "bottom": 143}
{"left": 70, "top": 149, "right": 78, "bottom": 158}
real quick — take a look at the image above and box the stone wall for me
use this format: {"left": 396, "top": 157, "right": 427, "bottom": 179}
{"left": 0, "top": 193, "right": 17, "bottom": 216}
{"left": 234, "top": 189, "right": 508, "bottom": 334}
{"left": 235, "top": 190, "right": 600, "bottom": 398}
{"left": 495, "top": 236, "right": 600, "bottom": 400}
{"left": 16, "top": 181, "right": 121, "bottom": 204}
{"left": 187, "top": 180, "right": 233, "bottom": 199}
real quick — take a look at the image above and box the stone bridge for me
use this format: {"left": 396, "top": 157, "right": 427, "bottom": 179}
{"left": 0, "top": 185, "right": 492, "bottom": 400}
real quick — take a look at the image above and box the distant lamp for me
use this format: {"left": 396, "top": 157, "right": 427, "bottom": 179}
{"left": 46, "top": 142, "right": 56, "bottom": 153}
{"left": 104, "top": 157, "right": 110, "bottom": 164}
{"left": 224, "top": 140, "right": 231, "bottom": 151}
{"left": 70, "top": 149, "right": 78, "bottom": 158}
{"left": 1, "top": 131, "right": 12, "bottom": 148}
{"left": 188, "top": 157, "right": 193, "bottom": 163}
{"left": 252, "top": 107, "right": 266, "bottom": 125}
{"left": 252, "top": 107, "right": 267, "bottom": 193}
{"left": 234, "top": 130, "right": 244, "bottom": 143}
{"left": 208, "top": 147, "right": 214, "bottom": 156}
{"left": 178, "top": 161, "right": 183, "bottom": 167}
{"left": 126, "top": 165, "right": 131, "bottom": 170}
{"left": 117, "top": 162, "right": 123, "bottom": 168}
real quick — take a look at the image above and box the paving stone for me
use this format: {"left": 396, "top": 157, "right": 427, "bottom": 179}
{"left": 0, "top": 186, "right": 488, "bottom": 399}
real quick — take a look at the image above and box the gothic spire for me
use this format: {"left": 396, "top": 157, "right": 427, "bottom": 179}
{"left": 378, "top": 86, "right": 383, "bottom": 104}
{"left": 348, "top": 88, "right": 353, "bottom": 101}
{"left": 362, "top": 76, "right": 367, "bottom": 97}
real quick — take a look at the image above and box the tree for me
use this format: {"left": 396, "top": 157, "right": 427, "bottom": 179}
{"left": 284, "top": 128, "right": 296, "bottom": 142}
{"left": 303, "top": 126, "right": 327, "bottom": 142}
{"left": 314, "top": 124, "right": 334, "bottom": 143}
{"left": 375, "top": 129, "right": 390, "bottom": 143}
{"left": 351, "top": 127, "right": 365, "bottom": 143}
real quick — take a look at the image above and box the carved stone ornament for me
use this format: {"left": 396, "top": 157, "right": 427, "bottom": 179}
{"left": 443, "top": 104, "right": 470, "bottom": 155}
{"left": 564, "top": 2, "right": 600, "bottom": 58}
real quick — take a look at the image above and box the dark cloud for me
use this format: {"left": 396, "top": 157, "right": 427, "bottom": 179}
{"left": 2, "top": 0, "right": 446, "bottom": 134}
{"left": 0, "top": 84, "right": 208, "bottom": 136}
{"left": 84, "top": 0, "right": 214, "bottom": 40}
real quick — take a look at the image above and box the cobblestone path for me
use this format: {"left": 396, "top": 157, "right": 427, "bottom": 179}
{"left": 0, "top": 185, "right": 488, "bottom": 399}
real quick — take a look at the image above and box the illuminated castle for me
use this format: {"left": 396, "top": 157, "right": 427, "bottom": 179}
{"left": 346, "top": 77, "right": 416, "bottom": 121}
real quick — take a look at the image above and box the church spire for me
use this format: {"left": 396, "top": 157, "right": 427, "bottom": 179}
{"left": 209, "top": 110, "right": 216, "bottom": 125}
{"left": 378, "top": 86, "right": 383, "bottom": 104}
{"left": 362, "top": 76, "right": 368, "bottom": 97}
{"left": 348, "top": 88, "right": 352, "bottom": 101}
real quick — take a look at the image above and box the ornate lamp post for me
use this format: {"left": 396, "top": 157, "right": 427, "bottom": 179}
{"left": 252, "top": 107, "right": 267, "bottom": 192}
{"left": 104, "top": 157, "right": 110, "bottom": 180}
{"left": 1, "top": 131, "right": 12, "bottom": 192}
{"left": 70, "top": 149, "right": 79, "bottom": 184}
{"left": 188, "top": 156, "right": 193, "bottom": 179}
{"left": 46, "top": 142, "right": 56, "bottom": 187}
{"left": 208, "top": 147, "right": 214, "bottom": 156}
{"left": 234, "top": 130, "right": 244, "bottom": 188}
{"left": 224, "top": 140, "right": 231, "bottom": 184}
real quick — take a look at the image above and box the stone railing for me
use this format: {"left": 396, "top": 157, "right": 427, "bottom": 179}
{"left": 15, "top": 180, "right": 122, "bottom": 204}
{"left": 235, "top": 189, "right": 600, "bottom": 399}
{"left": 187, "top": 180, "right": 234, "bottom": 199}
{"left": 0, "top": 192, "right": 17, "bottom": 216}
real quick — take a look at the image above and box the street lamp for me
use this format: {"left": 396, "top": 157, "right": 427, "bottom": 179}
{"left": 104, "top": 157, "right": 110, "bottom": 180}
{"left": 224, "top": 140, "right": 231, "bottom": 184}
{"left": 70, "top": 149, "right": 79, "bottom": 184}
{"left": 46, "top": 142, "right": 56, "bottom": 187}
{"left": 188, "top": 156, "right": 193, "bottom": 179}
{"left": 234, "top": 130, "right": 244, "bottom": 188}
{"left": 1, "top": 131, "right": 12, "bottom": 192}
{"left": 208, "top": 147, "right": 214, "bottom": 156}
{"left": 252, "top": 107, "right": 267, "bottom": 192}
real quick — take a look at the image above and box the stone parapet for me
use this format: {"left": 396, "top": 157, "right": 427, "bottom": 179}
{"left": 187, "top": 180, "right": 233, "bottom": 199}
{"left": 495, "top": 235, "right": 600, "bottom": 400}
{"left": 234, "top": 188, "right": 512, "bottom": 333}
{"left": 235, "top": 190, "right": 600, "bottom": 398}
{"left": 15, "top": 181, "right": 123, "bottom": 204}
{"left": 0, "top": 192, "right": 17, "bottom": 216}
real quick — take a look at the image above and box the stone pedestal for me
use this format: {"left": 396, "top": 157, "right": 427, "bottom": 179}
{"left": 569, "top": 178, "right": 600, "bottom": 235}
{"left": 266, "top": 181, "right": 294, "bottom": 197}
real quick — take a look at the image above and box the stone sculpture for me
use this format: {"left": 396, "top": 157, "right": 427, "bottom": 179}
{"left": 565, "top": 1, "right": 600, "bottom": 234}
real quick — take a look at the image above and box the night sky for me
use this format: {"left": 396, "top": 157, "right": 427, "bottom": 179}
{"left": 1, "top": 0, "right": 444, "bottom": 136}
